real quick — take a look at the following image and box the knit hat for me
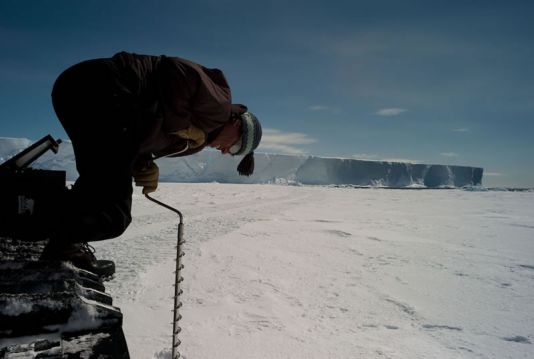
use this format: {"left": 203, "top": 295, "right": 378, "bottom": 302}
{"left": 230, "top": 107, "right": 262, "bottom": 176}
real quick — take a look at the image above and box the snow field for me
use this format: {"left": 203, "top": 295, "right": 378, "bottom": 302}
{"left": 94, "top": 184, "right": 534, "bottom": 359}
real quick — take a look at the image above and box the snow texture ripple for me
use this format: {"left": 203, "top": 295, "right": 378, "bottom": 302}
{"left": 90, "top": 183, "right": 534, "bottom": 359}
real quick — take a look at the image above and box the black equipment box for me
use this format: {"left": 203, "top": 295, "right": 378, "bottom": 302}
{"left": 0, "top": 135, "right": 67, "bottom": 241}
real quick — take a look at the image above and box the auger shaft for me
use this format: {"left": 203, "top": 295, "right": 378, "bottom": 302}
{"left": 145, "top": 194, "right": 184, "bottom": 359}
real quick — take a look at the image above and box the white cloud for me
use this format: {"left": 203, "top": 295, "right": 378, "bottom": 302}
{"left": 440, "top": 152, "right": 459, "bottom": 157}
{"left": 258, "top": 128, "right": 316, "bottom": 155}
{"left": 452, "top": 128, "right": 470, "bottom": 133}
{"left": 352, "top": 153, "right": 421, "bottom": 163}
{"left": 375, "top": 108, "right": 407, "bottom": 117}
{"left": 381, "top": 158, "right": 421, "bottom": 164}
{"left": 485, "top": 172, "right": 504, "bottom": 177}
{"left": 351, "top": 153, "right": 379, "bottom": 160}
{"left": 309, "top": 105, "right": 329, "bottom": 111}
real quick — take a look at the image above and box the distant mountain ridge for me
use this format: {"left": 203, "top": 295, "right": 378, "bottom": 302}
{"left": 0, "top": 137, "right": 483, "bottom": 188}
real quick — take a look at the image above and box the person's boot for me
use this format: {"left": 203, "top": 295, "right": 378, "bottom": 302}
{"left": 40, "top": 241, "right": 115, "bottom": 278}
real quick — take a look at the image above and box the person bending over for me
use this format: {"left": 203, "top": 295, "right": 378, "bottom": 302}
{"left": 41, "top": 51, "right": 262, "bottom": 276}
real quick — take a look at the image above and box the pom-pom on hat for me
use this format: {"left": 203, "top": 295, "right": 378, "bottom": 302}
{"left": 229, "top": 104, "right": 262, "bottom": 176}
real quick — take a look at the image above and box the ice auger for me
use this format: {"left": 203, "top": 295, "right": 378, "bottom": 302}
{"left": 145, "top": 194, "right": 185, "bottom": 359}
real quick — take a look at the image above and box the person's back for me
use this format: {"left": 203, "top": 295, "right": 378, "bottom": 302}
{"left": 41, "top": 52, "right": 262, "bottom": 277}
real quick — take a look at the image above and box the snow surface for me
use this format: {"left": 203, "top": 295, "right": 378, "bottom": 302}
{"left": 90, "top": 183, "right": 534, "bottom": 359}
{"left": 0, "top": 138, "right": 482, "bottom": 187}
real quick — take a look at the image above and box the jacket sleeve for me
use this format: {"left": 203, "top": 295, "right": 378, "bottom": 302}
{"left": 156, "top": 56, "right": 233, "bottom": 135}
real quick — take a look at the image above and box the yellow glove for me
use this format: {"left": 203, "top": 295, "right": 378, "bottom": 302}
{"left": 172, "top": 125, "right": 206, "bottom": 149}
{"left": 132, "top": 161, "right": 159, "bottom": 194}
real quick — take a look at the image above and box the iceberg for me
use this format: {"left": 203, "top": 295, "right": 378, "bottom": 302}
{"left": 0, "top": 137, "right": 33, "bottom": 163}
{"left": 0, "top": 137, "right": 483, "bottom": 188}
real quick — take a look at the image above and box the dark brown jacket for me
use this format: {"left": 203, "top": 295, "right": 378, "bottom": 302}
{"left": 50, "top": 52, "right": 234, "bottom": 244}
{"left": 109, "top": 51, "right": 232, "bottom": 158}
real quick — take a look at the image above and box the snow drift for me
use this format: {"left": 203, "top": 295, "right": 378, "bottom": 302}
{"left": 0, "top": 137, "right": 483, "bottom": 187}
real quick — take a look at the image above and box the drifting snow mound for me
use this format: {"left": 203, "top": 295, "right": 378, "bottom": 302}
{"left": 0, "top": 137, "right": 483, "bottom": 187}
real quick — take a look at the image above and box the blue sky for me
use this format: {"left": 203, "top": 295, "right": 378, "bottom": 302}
{"left": 0, "top": 0, "right": 532, "bottom": 187}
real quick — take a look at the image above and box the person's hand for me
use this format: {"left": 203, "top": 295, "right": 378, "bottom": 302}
{"left": 173, "top": 125, "right": 206, "bottom": 149}
{"left": 132, "top": 161, "right": 159, "bottom": 194}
